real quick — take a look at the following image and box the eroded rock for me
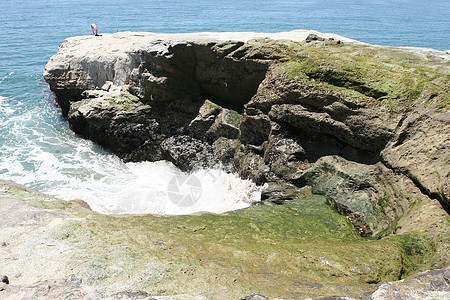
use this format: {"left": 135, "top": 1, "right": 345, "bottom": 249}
{"left": 42, "top": 32, "right": 449, "bottom": 272}
{"left": 298, "top": 155, "right": 424, "bottom": 235}
{"left": 161, "top": 135, "right": 216, "bottom": 172}
{"left": 371, "top": 266, "right": 450, "bottom": 300}
{"left": 381, "top": 110, "right": 450, "bottom": 210}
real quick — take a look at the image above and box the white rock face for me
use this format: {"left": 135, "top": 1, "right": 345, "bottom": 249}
{"left": 43, "top": 30, "right": 362, "bottom": 98}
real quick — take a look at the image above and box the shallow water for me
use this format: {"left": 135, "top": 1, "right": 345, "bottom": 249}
{"left": 0, "top": 0, "right": 448, "bottom": 214}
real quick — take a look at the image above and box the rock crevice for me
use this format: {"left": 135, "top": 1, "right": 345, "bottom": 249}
{"left": 44, "top": 31, "right": 450, "bottom": 237}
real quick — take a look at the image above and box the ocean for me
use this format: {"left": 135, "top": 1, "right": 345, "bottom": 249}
{"left": 0, "top": 0, "right": 449, "bottom": 214}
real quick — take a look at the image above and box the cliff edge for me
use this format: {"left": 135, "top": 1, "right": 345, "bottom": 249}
{"left": 44, "top": 30, "right": 449, "bottom": 236}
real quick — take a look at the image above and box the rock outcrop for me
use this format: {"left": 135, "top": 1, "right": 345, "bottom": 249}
{"left": 1, "top": 179, "right": 448, "bottom": 299}
{"left": 371, "top": 266, "right": 450, "bottom": 300}
{"left": 44, "top": 30, "right": 449, "bottom": 239}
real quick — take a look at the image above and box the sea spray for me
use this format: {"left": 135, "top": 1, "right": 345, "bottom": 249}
{"left": 0, "top": 95, "right": 262, "bottom": 215}
{"left": 73, "top": 161, "right": 263, "bottom": 215}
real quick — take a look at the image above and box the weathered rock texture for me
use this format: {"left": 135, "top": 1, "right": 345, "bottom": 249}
{"left": 44, "top": 30, "right": 449, "bottom": 239}
{"left": 0, "top": 275, "right": 158, "bottom": 300}
{"left": 1, "top": 179, "right": 448, "bottom": 299}
{"left": 371, "top": 266, "right": 450, "bottom": 300}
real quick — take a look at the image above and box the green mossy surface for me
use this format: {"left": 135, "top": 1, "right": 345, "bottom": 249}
{"left": 2, "top": 178, "right": 444, "bottom": 298}
{"left": 249, "top": 40, "right": 450, "bottom": 111}
{"left": 105, "top": 91, "right": 140, "bottom": 110}
{"left": 395, "top": 234, "right": 435, "bottom": 274}
{"left": 224, "top": 109, "right": 243, "bottom": 127}
{"left": 44, "top": 194, "right": 425, "bottom": 298}
{"left": 5, "top": 184, "right": 73, "bottom": 210}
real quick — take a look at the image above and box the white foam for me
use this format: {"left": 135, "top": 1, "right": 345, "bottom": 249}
{"left": 0, "top": 96, "right": 15, "bottom": 115}
{"left": 0, "top": 72, "right": 14, "bottom": 83}
{"left": 72, "top": 162, "right": 263, "bottom": 215}
{"left": 0, "top": 94, "right": 263, "bottom": 215}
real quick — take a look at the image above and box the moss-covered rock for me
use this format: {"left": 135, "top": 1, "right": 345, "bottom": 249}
{"left": 0, "top": 179, "right": 410, "bottom": 298}
{"left": 278, "top": 42, "right": 450, "bottom": 111}
{"left": 298, "top": 156, "right": 425, "bottom": 236}
{"left": 39, "top": 31, "right": 450, "bottom": 299}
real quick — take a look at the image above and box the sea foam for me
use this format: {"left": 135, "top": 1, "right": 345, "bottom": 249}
{"left": 0, "top": 95, "right": 262, "bottom": 215}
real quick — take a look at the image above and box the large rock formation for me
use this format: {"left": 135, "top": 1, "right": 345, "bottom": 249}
{"left": 44, "top": 31, "right": 449, "bottom": 239}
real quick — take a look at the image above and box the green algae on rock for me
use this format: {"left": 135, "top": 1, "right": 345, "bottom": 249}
{"left": 37, "top": 31, "right": 450, "bottom": 298}
{"left": 279, "top": 41, "right": 450, "bottom": 111}
{"left": 2, "top": 179, "right": 439, "bottom": 299}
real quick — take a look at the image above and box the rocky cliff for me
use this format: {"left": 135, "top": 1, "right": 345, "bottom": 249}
{"left": 44, "top": 30, "right": 449, "bottom": 238}
{"left": 1, "top": 29, "right": 448, "bottom": 300}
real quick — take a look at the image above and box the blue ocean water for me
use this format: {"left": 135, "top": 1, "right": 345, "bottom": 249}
{"left": 0, "top": 0, "right": 449, "bottom": 213}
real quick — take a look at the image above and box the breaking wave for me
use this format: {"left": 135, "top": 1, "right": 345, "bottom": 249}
{"left": 0, "top": 93, "right": 262, "bottom": 215}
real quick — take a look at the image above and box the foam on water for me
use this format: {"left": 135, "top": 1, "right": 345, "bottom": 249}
{"left": 0, "top": 93, "right": 262, "bottom": 215}
{"left": 0, "top": 72, "right": 14, "bottom": 83}
{"left": 0, "top": 96, "right": 15, "bottom": 115}
{"left": 72, "top": 162, "right": 263, "bottom": 215}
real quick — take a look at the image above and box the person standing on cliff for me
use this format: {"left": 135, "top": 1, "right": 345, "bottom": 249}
{"left": 91, "top": 23, "right": 100, "bottom": 36}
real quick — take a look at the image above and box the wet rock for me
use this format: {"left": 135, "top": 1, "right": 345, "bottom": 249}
{"left": 209, "top": 109, "right": 241, "bottom": 139}
{"left": 161, "top": 135, "right": 216, "bottom": 172}
{"left": 188, "top": 100, "right": 223, "bottom": 138}
{"left": 298, "top": 155, "right": 424, "bottom": 236}
{"left": 188, "top": 100, "right": 241, "bottom": 143}
{"left": 371, "top": 265, "right": 450, "bottom": 299}
{"left": 261, "top": 181, "right": 311, "bottom": 204}
{"left": 264, "top": 135, "right": 308, "bottom": 181}
{"left": 305, "top": 33, "right": 326, "bottom": 42}
{"left": 240, "top": 114, "right": 272, "bottom": 146}
{"left": 68, "top": 94, "right": 165, "bottom": 162}
{"left": 327, "top": 200, "right": 373, "bottom": 237}
{"left": 213, "top": 137, "right": 242, "bottom": 171}
{"left": 235, "top": 148, "right": 270, "bottom": 185}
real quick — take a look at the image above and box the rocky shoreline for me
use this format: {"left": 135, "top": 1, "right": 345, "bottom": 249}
{"left": 1, "top": 30, "right": 449, "bottom": 299}
{"left": 1, "top": 179, "right": 449, "bottom": 299}
{"left": 43, "top": 30, "right": 449, "bottom": 236}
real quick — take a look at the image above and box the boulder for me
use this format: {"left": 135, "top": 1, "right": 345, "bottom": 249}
{"left": 239, "top": 114, "right": 272, "bottom": 146}
{"left": 371, "top": 266, "right": 450, "bottom": 300}
{"left": 260, "top": 181, "right": 311, "bottom": 205}
{"left": 298, "top": 155, "right": 425, "bottom": 236}
{"left": 381, "top": 110, "right": 450, "bottom": 210}
{"left": 263, "top": 135, "right": 308, "bottom": 181}
{"left": 188, "top": 100, "right": 241, "bottom": 142}
{"left": 305, "top": 33, "right": 326, "bottom": 42}
{"left": 161, "top": 135, "right": 216, "bottom": 172}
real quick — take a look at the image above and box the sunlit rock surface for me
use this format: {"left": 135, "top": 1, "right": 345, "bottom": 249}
{"left": 17, "top": 30, "right": 449, "bottom": 298}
